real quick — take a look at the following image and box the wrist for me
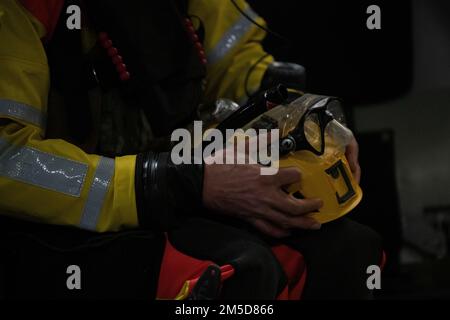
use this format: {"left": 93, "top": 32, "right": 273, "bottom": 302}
{"left": 135, "top": 151, "right": 204, "bottom": 230}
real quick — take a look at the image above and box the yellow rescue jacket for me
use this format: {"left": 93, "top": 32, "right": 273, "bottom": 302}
{"left": 0, "top": 0, "right": 273, "bottom": 232}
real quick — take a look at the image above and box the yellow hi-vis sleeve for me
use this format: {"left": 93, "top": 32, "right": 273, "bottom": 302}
{"left": 0, "top": 0, "right": 138, "bottom": 232}
{"left": 189, "top": 0, "right": 274, "bottom": 104}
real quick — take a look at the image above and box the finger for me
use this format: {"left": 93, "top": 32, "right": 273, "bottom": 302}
{"left": 272, "top": 167, "right": 301, "bottom": 186}
{"left": 347, "top": 152, "right": 358, "bottom": 173}
{"left": 348, "top": 159, "right": 361, "bottom": 184}
{"left": 345, "top": 139, "right": 359, "bottom": 166}
{"left": 346, "top": 149, "right": 360, "bottom": 183}
{"left": 291, "top": 197, "right": 324, "bottom": 215}
{"left": 259, "top": 206, "right": 321, "bottom": 231}
{"left": 270, "top": 190, "right": 323, "bottom": 216}
{"left": 256, "top": 206, "right": 295, "bottom": 227}
{"left": 248, "top": 218, "right": 291, "bottom": 238}
{"left": 345, "top": 141, "right": 361, "bottom": 184}
{"left": 278, "top": 215, "right": 321, "bottom": 231}
{"left": 353, "top": 163, "right": 361, "bottom": 184}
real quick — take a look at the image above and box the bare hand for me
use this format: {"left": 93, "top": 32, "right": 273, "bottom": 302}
{"left": 203, "top": 164, "right": 323, "bottom": 238}
{"left": 345, "top": 136, "right": 361, "bottom": 184}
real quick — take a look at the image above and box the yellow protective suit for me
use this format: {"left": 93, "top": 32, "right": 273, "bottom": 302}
{"left": 0, "top": 0, "right": 273, "bottom": 231}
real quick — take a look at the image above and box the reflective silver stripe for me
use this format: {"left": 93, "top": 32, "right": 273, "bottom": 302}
{"left": 207, "top": 7, "right": 259, "bottom": 64}
{"left": 0, "top": 138, "right": 87, "bottom": 196}
{"left": 79, "top": 157, "right": 115, "bottom": 231}
{"left": 0, "top": 99, "right": 46, "bottom": 128}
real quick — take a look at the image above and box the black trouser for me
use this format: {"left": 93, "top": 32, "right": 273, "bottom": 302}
{"left": 0, "top": 216, "right": 382, "bottom": 299}
{"left": 0, "top": 216, "right": 165, "bottom": 299}
{"left": 169, "top": 217, "right": 383, "bottom": 300}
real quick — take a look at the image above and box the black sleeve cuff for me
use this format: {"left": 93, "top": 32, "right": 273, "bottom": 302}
{"left": 135, "top": 152, "right": 204, "bottom": 231}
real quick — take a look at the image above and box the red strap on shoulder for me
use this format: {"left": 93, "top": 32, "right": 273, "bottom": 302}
{"left": 19, "top": 0, "right": 64, "bottom": 41}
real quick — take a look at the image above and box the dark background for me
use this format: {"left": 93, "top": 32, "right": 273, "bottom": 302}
{"left": 248, "top": 0, "right": 450, "bottom": 298}
{"left": 248, "top": 0, "right": 412, "bottom": 105}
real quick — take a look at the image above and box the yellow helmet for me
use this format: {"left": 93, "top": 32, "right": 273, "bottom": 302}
{"left": 244, "top": 93, "right": 363, "bottom": 224}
